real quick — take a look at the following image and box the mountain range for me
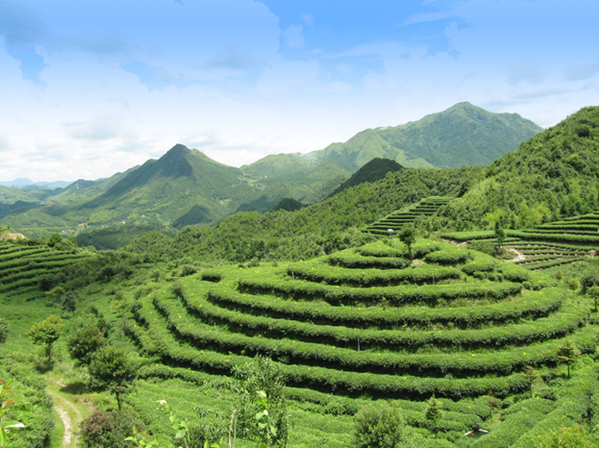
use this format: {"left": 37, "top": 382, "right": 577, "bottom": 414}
{"left": 0, "top": 102, "right": 542, "bottom": 239}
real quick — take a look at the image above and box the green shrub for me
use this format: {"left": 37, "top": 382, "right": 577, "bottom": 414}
{"left": 80, "top": 410, "right": 142, "bottom": 448}
{"left": 352, "top": 402, "right": 415, "bottom": 448}
{"left": 0, "top": 318, "right": 9, "bottom": 344}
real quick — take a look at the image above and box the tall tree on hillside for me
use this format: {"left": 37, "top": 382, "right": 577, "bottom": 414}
{"left": 26, "top": 315, "right": 64, "bottom": 362}
{"left": 89, "top": 345, "right": 137, "bottom": 411}
{"left": 556, "top": 340, "right": 581, "bottom": 379}
{"left": 67, "top": 324, "right": 106, "bottom": 366}
{"left": 61, "top": 291, "right": 78, "bottom": 316}
{"left": 398, "top": 224, "right": 417, "bottom": 259}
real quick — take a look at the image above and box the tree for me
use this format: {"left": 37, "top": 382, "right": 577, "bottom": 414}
{"left": 0, "top": 318, "right": 9, "bottom": 344}
{"left": 47, "top": 233, "right": 61, "bottom": 248}
{"left": 398, "top": 224, "right": 417, "bottom": 259}
{"left": 424, "top": 395, "right": 443, "bottom": 435}
{"left": 89, "top": 346, "right": 137, "bottom": 411}
{"left": 352, "top": 401, "right": 414, "bottom": 448}
{"left": 67, "top": 324, "right": 106, "bottom": 366}
{"left": 61, "top": 291, "right": 78, "bottom": 316}
{"left": 522, "top": 365, "right": 541, "bottom": 396}
{"left": 556, "top": 340, "right": 581, "bottom": 379}
{"left": 26, "top": 315, "right": 64, "bottom": 362}
{"left": 494, "top": 221, "right": 505, "bottom": 252}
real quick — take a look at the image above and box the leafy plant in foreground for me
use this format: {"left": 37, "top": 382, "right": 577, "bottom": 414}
{"left": 231, "top": 355, "right": 288, "bottom": 448}
{"left": 0, "top": 379, "right": 25, "bottom": 448}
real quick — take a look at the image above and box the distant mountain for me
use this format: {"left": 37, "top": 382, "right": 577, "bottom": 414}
{"left": 0, "top": 178, "right": 70, "bottom": 189}
{"left": 242, "top": 102, "right": 542, "bottom": 175}
{"left": 0, "top": 102, "right": 545, "bottom": 240}
{"left": 43, "top": 168, "right": 137, "bottom": 204}
{"left": 375, "top": 102, "right": 543, "bottom": 168}
{"left": 77, "top": 144, "right": 251, "bottom": 226}
{"left": 328, "top": 157, "right": 403, "bottom": 197}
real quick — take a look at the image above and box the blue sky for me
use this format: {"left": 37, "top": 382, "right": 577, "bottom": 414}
{"left": 0, "top": 0, "right": 597, "bottom": 182}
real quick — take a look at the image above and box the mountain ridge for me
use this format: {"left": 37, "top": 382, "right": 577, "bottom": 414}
{"left": 0, "top": 102, "right": 545, "bottom": 237}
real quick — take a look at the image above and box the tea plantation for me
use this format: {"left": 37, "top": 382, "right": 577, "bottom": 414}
{"left": 442, "top": 213, "right": 599, "bottom": 270}
{"left": 364, "top": 197, "right": 454, "bottom": 236}
{"left": 1, "top": 236, "right": 598, "bottom": 447}
{"left": 119, "top": 239, "right": 597, "bottom": 446}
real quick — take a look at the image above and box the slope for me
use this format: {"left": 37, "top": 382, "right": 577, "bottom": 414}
{"left": 125, "top": 166, "right": 481, "bottom": 262}
{"left": 0, "top": 145, "right": 261, "bottom": 235}
{"left": 328, "top": 157, "right": 403, "bottom": 197}
{"left": 429, "top": 105, "right": 599, "bottom": 232}
{"left": 377, "top": 102, "right": 542, "bottom": 168}
{"left": 242, "top": 102, "right": 542, "bottom": 175}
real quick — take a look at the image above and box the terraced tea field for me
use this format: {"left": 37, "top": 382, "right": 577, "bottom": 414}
{"left": 364, "top": 196, "right": 454, "bottom": 236}
{"left": 0, "top": 241, "right": 92, "bottom": 298}
{"left": 127, "top": 239, "right": 597, "bottom": 446}
{"left": 442, "top": 213, "right": 599, "bottom": 270}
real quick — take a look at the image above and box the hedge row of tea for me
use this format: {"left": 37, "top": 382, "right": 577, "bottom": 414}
{"left": 0, "top": 241, "right": 91, "bottom": 297}
{"left": 129, "top": 240, "right": 595, "bottom": 403}
{"left": 442, "top": 213, "right": 598, "bottom": 269}
{"left": 364, "top": 196, "right": 454, "bottom": 235}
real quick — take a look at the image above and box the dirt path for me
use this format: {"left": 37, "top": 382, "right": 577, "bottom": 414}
{"left": 504, "top": 246, "right": 527, "bottom": 263}
{"left": 46, "top": 376, "right": 93, "bottom": 448}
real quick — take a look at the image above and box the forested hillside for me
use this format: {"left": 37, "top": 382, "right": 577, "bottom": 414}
{"left": 125, "top": 166, "right": 479, "bottom": 262}
{"left": 428, "top": 106, "right": 598, "bottom": 231}
{"left": 123, "top": 107, "right": 597, "bottom": 265}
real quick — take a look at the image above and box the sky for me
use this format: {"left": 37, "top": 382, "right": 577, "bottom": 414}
{"left": 0, "top": 0, "right": 598, "bottom": 183}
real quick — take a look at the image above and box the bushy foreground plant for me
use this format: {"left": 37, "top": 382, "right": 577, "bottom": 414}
{"left": 80, "top": 410, "right": 142, "bottom": 448}
{"left": 532, "top": 423, "right": 595, "bottom": 448}
{"left": 231, "top": 355, "right": 288, "bottom": 448}
{"left": 352, "top": 401, "right": 414, "bottom": 448}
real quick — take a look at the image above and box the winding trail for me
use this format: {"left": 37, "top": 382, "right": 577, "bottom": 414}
{"left": 46, "top": 376, "right": 92, "bottom": 448}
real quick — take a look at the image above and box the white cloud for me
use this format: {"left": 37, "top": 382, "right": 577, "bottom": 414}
{"left": 282, "top": 24, "right": 305, "bottom": 49}
{"left": 300, "top": 13, "right": 315, "bottom": 26}
{"left": 337, "top": 41, "right": 410, "bottom": 58}
{"left": 336, "top": 63, "right": 352, "bottom": 74}
{"left": 257, "top": 56, "right": 320, "bottom": 94}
